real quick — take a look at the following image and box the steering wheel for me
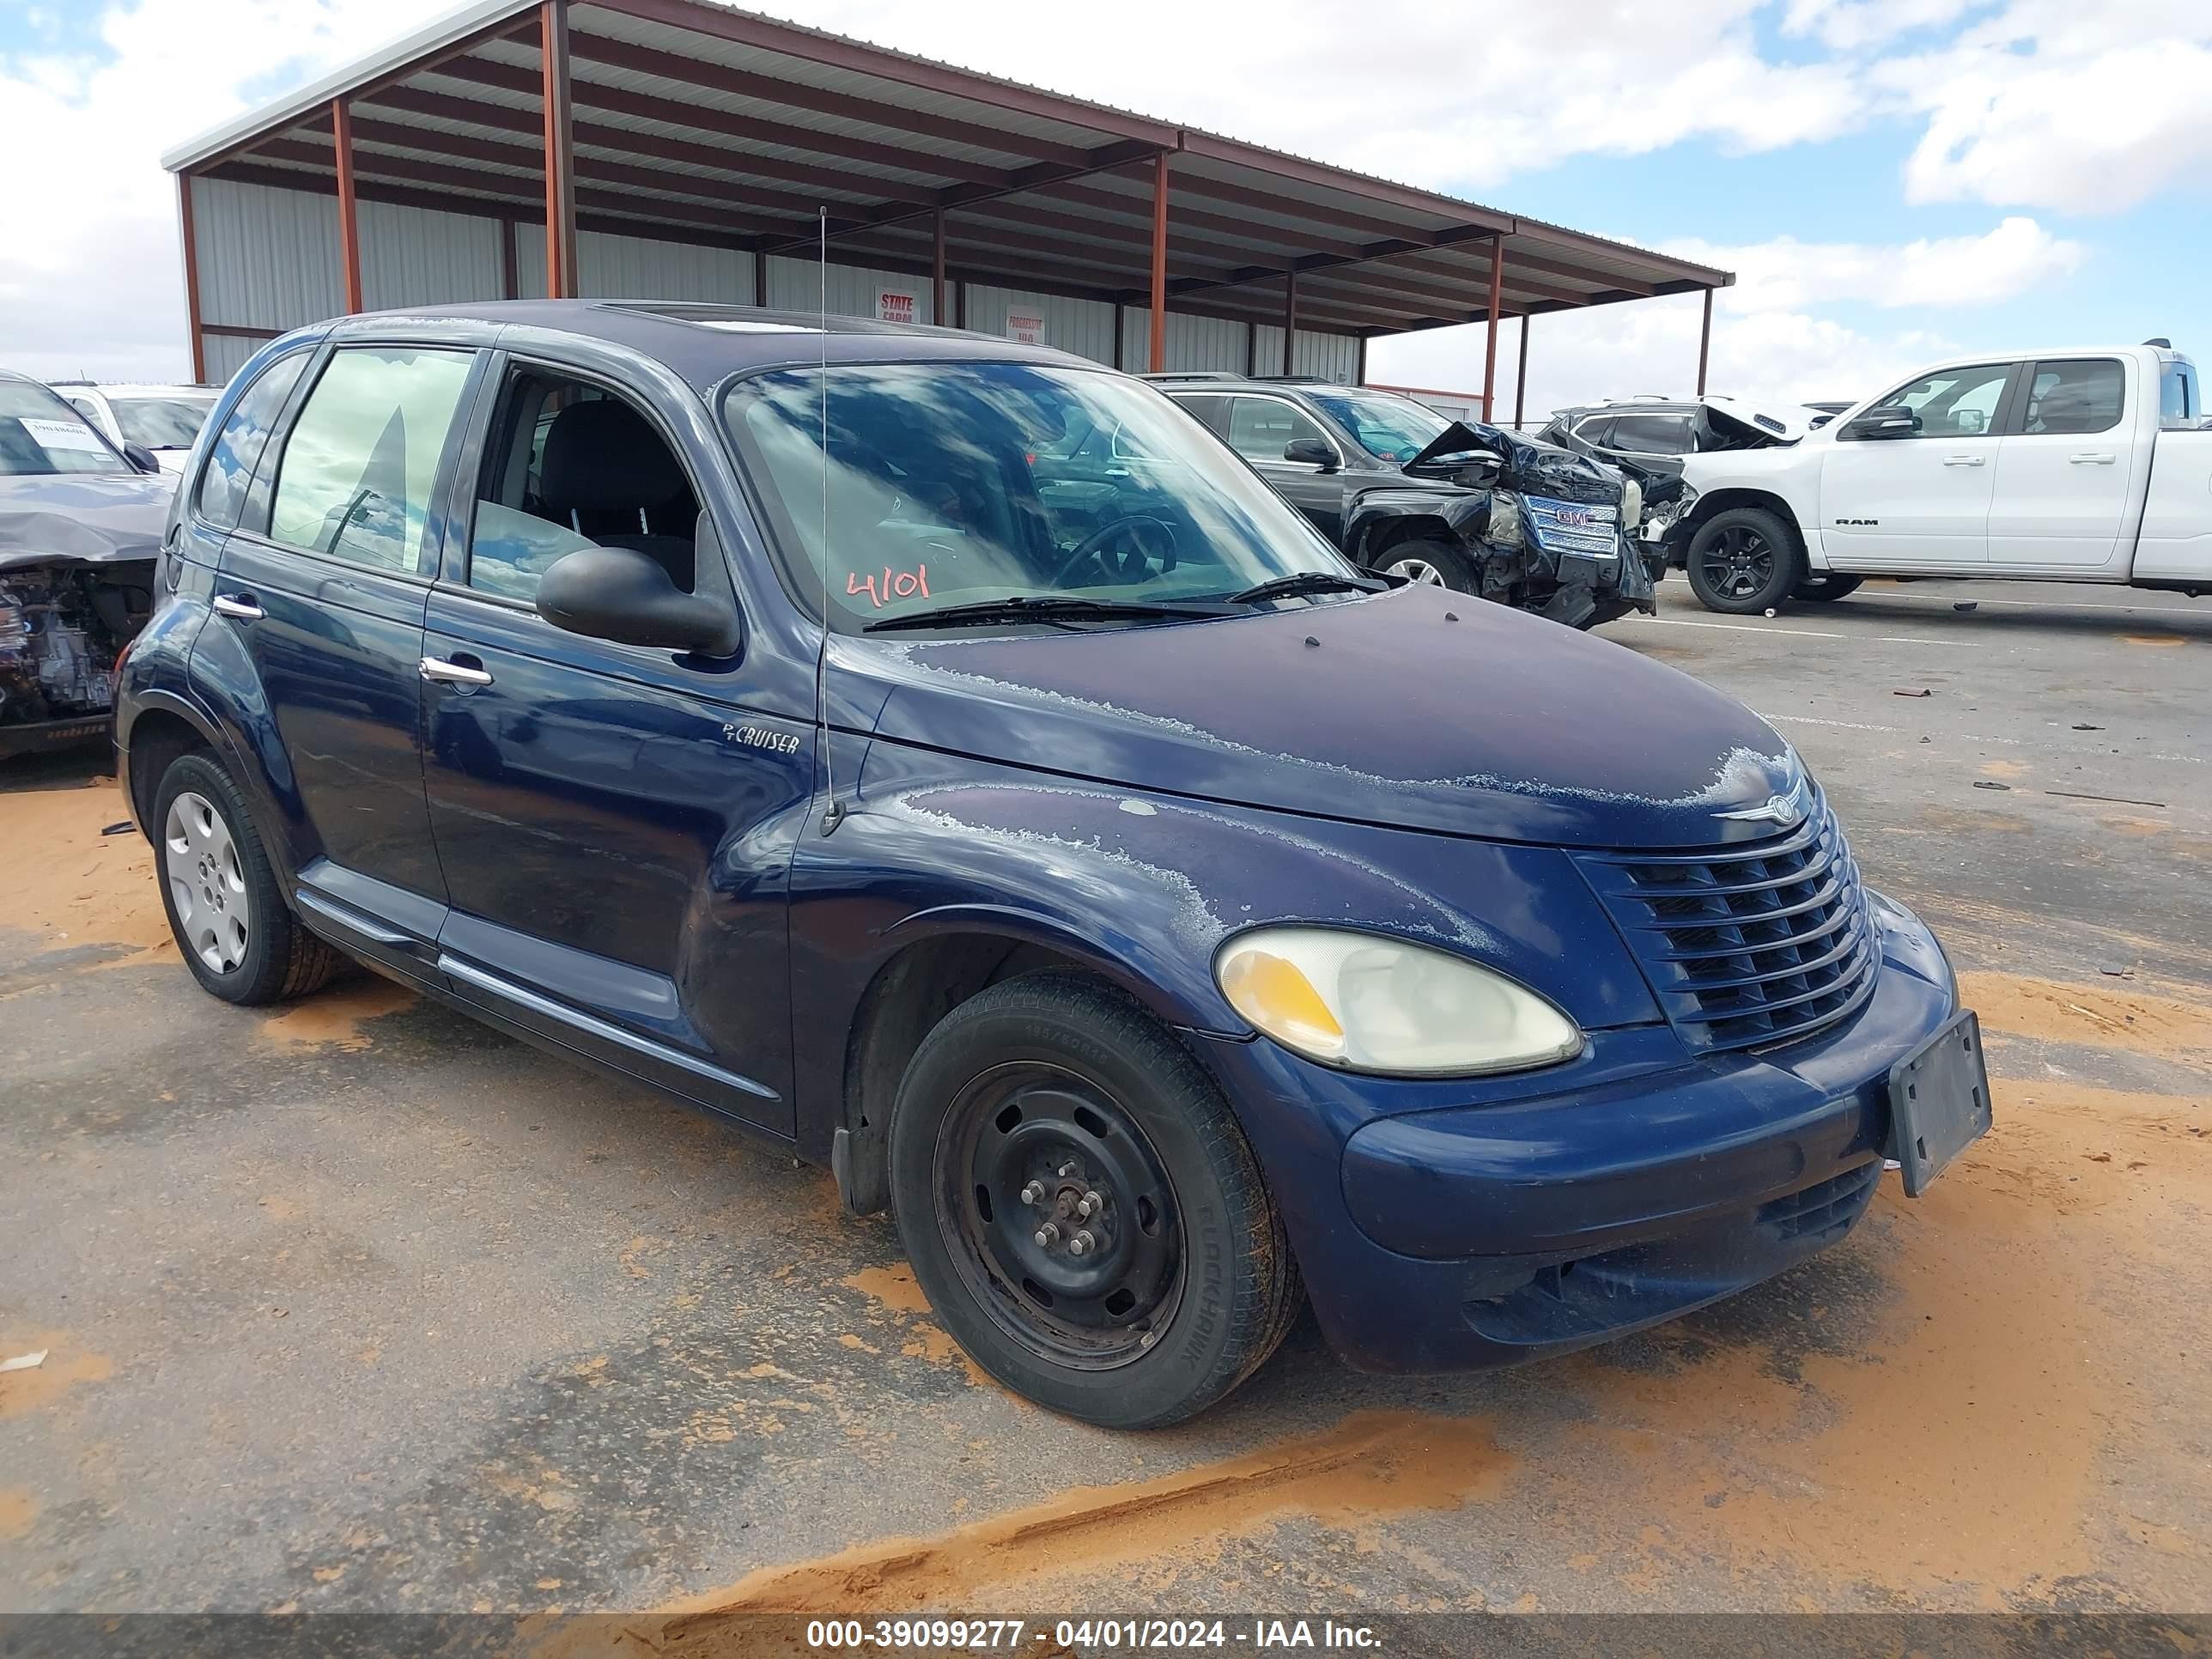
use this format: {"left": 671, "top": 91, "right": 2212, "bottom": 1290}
{"left": 1046, "top": 514, "right": 1177, "bottom": 588}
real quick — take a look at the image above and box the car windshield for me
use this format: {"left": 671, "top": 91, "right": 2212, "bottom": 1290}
{"left": 1309, "top": 390, "right": 1453, "bottom": 464}
{"left": 0, "top": 384, "right": 125, "bottom": 477}
{"left": 724, "top": 362, "right": 1356, "bottom": 632}
{"left": 114, "top": 393, "right": 216, "bottom": 449}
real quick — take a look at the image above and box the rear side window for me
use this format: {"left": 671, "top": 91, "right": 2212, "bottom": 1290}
{"left": 1607, "top": 413, "right": 1695, "bottom": 453}
{"left": 194, "top": 352, "right": 309, "bottom": 530}
{"left": 1170, "top": 392, "right": 1230, "bottom": 434}
{"left": 2021, "top": 359, "right": 2124, "bottom": 436}
{"left": 268, "top": 347, "right": 475, "bottom": 574}
{"left": 1569, "top": 416, "right": 1614, "bottom": 447}
{"left": 2159, "top": 362, "right": 2198, "bottom": 428}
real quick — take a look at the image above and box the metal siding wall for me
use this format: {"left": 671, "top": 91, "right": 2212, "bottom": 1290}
{"left": 358, "top": 199, "right": 503, "bottom": 311}
{"left": 1249, "top": 325, "right": 1359, "bottom": 381}
{"left": 576, "top": 229, "right": 756, "bottom": 303}
{"left": 202, "top": 332, "right": 264, "bottom": 387}
{"left": 1117, "top": 308, "right": 1248, "bottom": 374}
{"left": 192, "top": 178, "right": 343, "bottom": 332}
{"left": 965, "top": 285, "right": 1115, "bottom": 362}
{"left": 766, "top": 256, "right": 931, "bottom": 324}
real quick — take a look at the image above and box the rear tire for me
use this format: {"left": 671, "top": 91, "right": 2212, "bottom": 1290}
{"left": 1685, "top": 507, "right": 1805, "bottom": 615}
{"left": 1372, "top": 537, "right": 1477, "bottom": 592}
{"left": 887, "top": 972, "right": 1301, "bottom": 1429}
{"left": 1794, "top": 573, "right": 1864, "bottom": 603}
{"left": 153, "top": 751, "right": 341, "bottom": 1006}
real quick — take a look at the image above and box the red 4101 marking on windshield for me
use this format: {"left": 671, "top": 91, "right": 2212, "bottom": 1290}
{"left": 848, "top": 565, "right": 930, "bottom": 609}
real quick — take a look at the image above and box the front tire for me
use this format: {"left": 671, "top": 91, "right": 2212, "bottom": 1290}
{"left": 1794, "top": 573, "right": 1864, "bottom": 602}
{"left": 1372, "top": 537, "right": 1477, "bottom": 592}
{"left": 1685, "top": 507, "right": 1806, "bottom": 614}
{"left": 154, "top": 751, "right": 340, "bottom": 1006}
{"left": 887, "top": 972, "right": 1301, "bottom": 1429}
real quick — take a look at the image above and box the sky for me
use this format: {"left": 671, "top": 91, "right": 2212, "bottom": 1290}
{"left": 1, "top": 0, "right": 2208, "bottom": 417}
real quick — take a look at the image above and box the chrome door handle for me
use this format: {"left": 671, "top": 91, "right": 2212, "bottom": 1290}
{"left": 211, "top": 593, "right": 264, "bottom": 620}
{"left": 1942, "top": 454, "right": 1986, "bottom": 466}
{"left": 418, "top": 655, "right": 494, "bottom": 686}
{"left": 2069, "top": 452, "right": 2116, "bottom": 464}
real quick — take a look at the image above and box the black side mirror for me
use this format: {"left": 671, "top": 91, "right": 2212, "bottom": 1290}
{"left": 1282, "top": 437, "right": 1337, "bottom": 470}
{"left": 1842, "top": 405, "right": 1920, "bottom": 441}
{"left": 537, "top": 544, "right": 742, "bottom": 657}
{"left": 125, "top": 443, "right": 162, "bottom": 474}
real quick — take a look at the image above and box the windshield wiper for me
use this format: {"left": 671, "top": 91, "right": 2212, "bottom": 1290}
{"left": 862, "top": 594, "right": 1234, "bottom": 633}
{"left": 1226, "top": 571, "right": 1384, "bottom": 605}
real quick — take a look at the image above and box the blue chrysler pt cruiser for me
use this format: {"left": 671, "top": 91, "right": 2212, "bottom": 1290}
{"left": 114, "top": 302, "right": 1989, "bottom": 1427}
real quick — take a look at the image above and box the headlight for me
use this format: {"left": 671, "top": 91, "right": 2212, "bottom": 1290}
{"left": 1214, "top": 927, "right": 1583, "bottom": 1077}
{"left": 1620, "top": 478, "right": 1644, "bottom": 529}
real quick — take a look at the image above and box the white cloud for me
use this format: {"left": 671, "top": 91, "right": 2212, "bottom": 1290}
{"left": 1875, "top": 0, "right": 2212, "bottom": 213}
{"left": 1668, "top": 216, "right": 2086, "bottom": 313}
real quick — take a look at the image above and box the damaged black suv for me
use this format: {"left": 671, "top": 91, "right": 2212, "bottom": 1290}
{"left": 1154, "top": 375, "right": 1658, "bottom": 629}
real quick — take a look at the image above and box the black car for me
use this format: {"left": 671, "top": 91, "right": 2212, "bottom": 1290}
{"left": 1539, "top": 395, "right": 1800, "bottom": 563}
{"left": 0, "top": 369, "right": 172, "bottom": 758}
{"left": 1154, "top": 375, "right": 1657, "bottom": 629}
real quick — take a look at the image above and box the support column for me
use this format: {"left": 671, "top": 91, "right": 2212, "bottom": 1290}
{"left": 1481, "top": 235, "right": 1504, "bottom": 422}
{"left": 1356, "top": 334, "right": 1369, "bottom": 387}
{"left": 753, "top": 246, "right": 768, "bottom": 309}
{"left": 332, "top": 99, "right": 363, "bottom": 315}
{"left": 932, "top": 209, "right": 947, "bottom": 327}
{"left": 1695, "top": 287, "right": 1713, "bottom": 395}
{"left": 1279, "top": 267, "right": 1297, "bottom": 375}
{"left": 498, "top": 218, "right": 519, "bottom": 300}
{"left": 1246, "top": 320, "right": 1257, "bottom": 377}
{"left": 1513, "top": 313, "right": 1530, "bottom": 429}
{"left": 177, "top": 173, "right": 206, "bottom": 384}
{"left": 540, "top": 0, "right": 578, "bottom": 300}
{"left": 1112, "top": 302, "right": 1124, "bottom": 371}
{"left": 1147, "top": 152, "right": 1170, "bottom": 373}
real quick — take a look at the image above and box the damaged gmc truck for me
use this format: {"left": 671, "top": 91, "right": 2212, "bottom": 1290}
{"left": 1, "top": 371, "right": 170, "bottom": 759}
{"left": 1157, "top": 376, "right": 1661, "bottom": 628}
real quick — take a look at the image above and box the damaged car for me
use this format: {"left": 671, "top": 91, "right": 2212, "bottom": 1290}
{"left": 118, "top": 303, "right": 1988, "bottom": 1429}
{"left": 0, "top": 370, "right": 170, "bottom": 759}
{"left": 1157, "top": 376, "right": 1660, "bottom": 629}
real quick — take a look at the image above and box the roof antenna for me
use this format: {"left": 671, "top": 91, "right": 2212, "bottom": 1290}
{"left": 815, "top": 205, "right": 845, "bottom": 836}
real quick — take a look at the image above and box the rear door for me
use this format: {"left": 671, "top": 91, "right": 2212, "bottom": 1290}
{"left": 417, "top": 351, "right": 806, "bottom": 1135}
{"left": 1223, "top": 393, "right": 1349, "bottom": 541}
{"left": 210, "top": 341, "right": 483, "bottom": 950}
{"left": 1987, "top": 356, "right": 2136, "bottom": 571}
{"left": 1818, "top": 361, "right": 2016, "bottom": 568}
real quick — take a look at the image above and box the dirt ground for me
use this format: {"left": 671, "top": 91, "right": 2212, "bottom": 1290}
{"left": 2, "top": 577, "right": 2208, "bottom": 1638}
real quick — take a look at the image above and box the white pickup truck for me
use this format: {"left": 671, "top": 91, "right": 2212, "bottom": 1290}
{"left": 1657, "top": 343, "right": 2212, "bottom": 613}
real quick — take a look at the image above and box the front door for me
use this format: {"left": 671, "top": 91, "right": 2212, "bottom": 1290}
{"left": 1988, "top": 356, "right": 2137, "bottom": 571}
{"left": 212, "top": 342, "right": 481, "bottom": 928}
{"left": 1224, "top": 394, "right": 1348, "bottom": 542}
{"left": 418, "top": 361, "right": 805, "bottom": 1135}
{"left": 1818, "top": 361, "right": 2017, "bottom": 569}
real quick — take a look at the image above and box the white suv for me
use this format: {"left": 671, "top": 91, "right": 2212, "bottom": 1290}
{"left": 49, "top": 382, "right": 218, "bottom": 476}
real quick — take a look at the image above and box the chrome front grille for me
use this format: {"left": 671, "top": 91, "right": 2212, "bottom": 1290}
{"left": 1575, "top": 793, "right": 1877, "bottom": 1054}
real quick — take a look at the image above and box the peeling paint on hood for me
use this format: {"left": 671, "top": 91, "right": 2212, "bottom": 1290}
{"left": 838, "top": 585, "right": 1796, "bottom": 850}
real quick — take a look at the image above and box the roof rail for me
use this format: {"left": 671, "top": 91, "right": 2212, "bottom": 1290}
{"left": 1139, "top": 370, "right": 1247, "bottom": 383}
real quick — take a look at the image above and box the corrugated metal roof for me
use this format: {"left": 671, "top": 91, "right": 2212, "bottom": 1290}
{"left": 165, "top": 0, "right": 1731, "bottom": 341}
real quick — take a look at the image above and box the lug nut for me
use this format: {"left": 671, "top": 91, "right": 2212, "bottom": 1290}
{"left": 1068, "top": 1230, "right": 1096, "bottom": 1257}
{"left": 1077, "top": 1190, "right": 1104, "bottom": 1218}
{"left": 1034, "top": 1223, "right": 1060, "bottom": 1248}
{"left": 1020, "top": 1181, "right": 1045, "bottom": 1206}
{"left": 1058, "top": 1161, "right": 1079, "bottom": 1178}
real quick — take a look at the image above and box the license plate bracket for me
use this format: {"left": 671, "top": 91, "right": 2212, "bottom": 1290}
{"left": 1886, "top": 1009, "right": 1992, "bottom": 1197}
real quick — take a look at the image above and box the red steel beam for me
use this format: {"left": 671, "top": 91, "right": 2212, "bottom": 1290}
{"left": 1481, "top": 236, "right": 1504, "bottom": 421}
{"left": 331, "top": 100, "right": 364, "bottom": 313}
{"left": 1148, "top": 151, "right": 1170, "bottom": 373}
{"left": 540, "top": 0, "right": 578, "bottom": 299}
{"left": 177, "top": 172, "right": 206, "bottom": 383}
{"left": 1280, "top": 266, "right": 1296, "bottom": 374}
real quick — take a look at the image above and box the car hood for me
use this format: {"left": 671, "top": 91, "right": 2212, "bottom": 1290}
{"left": 0, "top": 471, "right": 174, "bottom": 572}
{"left": 1701, "top": 395, "right": 1803, "bottom": 446}
{"left": 1403, "top": 420, "right": 1623, "bottom": 506}
{"left": 842, "top": 585, "right": 1796, "bottom": 849}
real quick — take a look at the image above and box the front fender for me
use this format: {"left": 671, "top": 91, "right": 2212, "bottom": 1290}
{"left": 1344, "top": 484, "right": 1486, "bottom": 563}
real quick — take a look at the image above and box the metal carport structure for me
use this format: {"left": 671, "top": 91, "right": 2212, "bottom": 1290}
{"left": 162, "top": 0, "right": 1732, "bottom": 416}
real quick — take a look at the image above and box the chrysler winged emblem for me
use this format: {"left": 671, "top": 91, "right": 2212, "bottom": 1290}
{"left": 1715, "top": 775, "right": 1812, "bottom": 827}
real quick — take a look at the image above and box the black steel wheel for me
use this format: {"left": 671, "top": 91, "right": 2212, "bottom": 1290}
{"left": 1685, "top": 507, "right": 1806, "bottom": 615}
{"left": 887, "top": 971, "right": 1302, "bottom": 1428}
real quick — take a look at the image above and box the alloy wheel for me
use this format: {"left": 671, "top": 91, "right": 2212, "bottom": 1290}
{"left": 1698, "top": 525, "right": 1774, "bottom": 601}
{"left": 1385, "top": 556, "right": 1446, "bottom": 586}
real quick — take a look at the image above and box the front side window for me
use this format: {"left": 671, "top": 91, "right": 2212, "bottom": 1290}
{"left": 0, "top": 383, "right": 126, "bottom": 477}
{"left": 268, "top": 347, "right": 475, "bottom": 574}
{"left": 723, "top": 362, "right": 1352, "bottom": 634}
{"left": 1606, "top": 413, "right": 1696, "bottom": 454}
{"left": 115, "top": 393, "right": 216, "bottom": 450}
{"left": 2022, "top": 359, "right": 2124, "bottom": 436}
{"left": 1862, "top": 362, "right": 2014, "bottom": 440}
{"left": 1226, "top": 397, "right": 1334, "bottom": 465}
{"left": 195, "top": 353, "right": 310, "bottom": 530}
{"left": 465, "top": 368, "right": 699, "bottom": 604}
{"left": 1308, "top": 390, "right": 1451, "bottom": 465}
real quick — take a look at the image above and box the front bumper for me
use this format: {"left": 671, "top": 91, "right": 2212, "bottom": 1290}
{"left": 1195, "top": 892, "right": 1958, "bottom": 1375}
